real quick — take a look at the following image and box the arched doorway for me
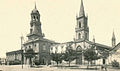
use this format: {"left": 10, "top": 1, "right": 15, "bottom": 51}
{"left": 41, "top": 57, "right": 46, "bottom": 65}
{"left": 76, "top": 45, "right": 82, "bottom": 64}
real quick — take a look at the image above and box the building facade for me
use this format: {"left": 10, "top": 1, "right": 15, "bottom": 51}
{"left": 0, "top": 58, "right": 6, "bottom": 65}
{"left": 6, "top": 50, "right": 22, "bottom": 65}
{"left": 50, "top": 0, "right": 115, "bottom": 65}
{"left": 6, "top": 0, "right": 119, "bottom": 66}
{"left": 23, "top": 4, "right": 57, "bottom": 65}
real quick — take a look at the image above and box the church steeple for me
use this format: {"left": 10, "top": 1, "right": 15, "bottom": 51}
{"left": 79, "top": 0, "right": 85, "bottom": 17}
{"left": 112, "top": 31, "right": 115, "bottom": 39}
{"left": 75, "top": 0, "right": 89, "bottom": 41}
{"left": 112, "top": 31, "right": 116, "bottom": 47}
{"left": 27, "top": 3, "right": 44, "bottom": 40}
{"left": 35, "top": 2, "right": 37, "bottom": 9}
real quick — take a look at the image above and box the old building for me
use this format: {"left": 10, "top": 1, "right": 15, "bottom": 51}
{"left": 0, "top": 58, "right": 6, "bottom": 65}
{"left": 6, "top": 0, "right": 119, "bottom": 66}
{"left": 6, "top": 50, "right": 22, "bottom": 65}
{"left": 50, "top": 0, "right": 114, "bottom": 65}
{"left": 109, "top": 39, "right": 120, "bottom": 63}
{"left": 23, "top": 4, "right": 57, "bottom": 65}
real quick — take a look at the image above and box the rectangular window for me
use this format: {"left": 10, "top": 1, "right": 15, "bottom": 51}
{"left": 79, "top": 22, "right": 81, "bottom": 28}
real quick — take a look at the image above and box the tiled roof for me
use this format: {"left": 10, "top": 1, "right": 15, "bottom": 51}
{"left": 110, "top": 42, "right": 120, "bottom": 53}
{"left": 85, "top": 40, "right": 112, "bottom": 50}
{"left": 52, "top": 39, "right": 112, "bottom": 50}
{"left": 6, "top": 50, "right": 22, "bottom": 55}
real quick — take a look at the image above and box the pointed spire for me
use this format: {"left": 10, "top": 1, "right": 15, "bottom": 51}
{"left": 31, "top": 1, "right": 39, "bottom": 14}
{"left": 93, "top": 35, "right": 95, "bottom": 43}
{"left": 112, "top": 30, "right": 116, "bottom": 40}
{"left": 112, "top": 30, "right": 116, "bottom": 47}
{"left": 79, "top": 0, "right": 85, "bottom": 17}
{"left": 35, "top": 2, "right": 37, "bottom": 9}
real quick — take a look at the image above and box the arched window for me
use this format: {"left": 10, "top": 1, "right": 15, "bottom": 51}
{"left": 34, "top": 44, "right": 36, "bottom": 47}
{"left": 78, "top": 33, "right": 81, "bottom": 39}
{"left": 76, "top": 45, "right": 82, "bottom": 52}
{"left": 79, "top": 22, "right": 81, "bottom": 28}
{"left": 30, "top": 28, "right": 33, "bottom": 34}
{"left": 29, "top": 46, "right": 31, "bottom": 49}
{"left": 37, "top": 16, "right": 39, "bottom": 20}
{"left": 35, "top": 16, "right": 39, "bottom": 21}
{"left": 33, "top": 16, "right": 35, "bottom": 20}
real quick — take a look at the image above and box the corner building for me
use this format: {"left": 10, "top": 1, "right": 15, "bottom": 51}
{"left": 23, "top": 5, "right": 57, "bottom": 65}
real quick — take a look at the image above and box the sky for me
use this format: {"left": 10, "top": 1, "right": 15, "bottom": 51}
{"left": 0, "top": 0, "right": 120, "bottom": 58}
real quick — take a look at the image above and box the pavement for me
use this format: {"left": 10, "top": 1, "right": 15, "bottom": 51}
{"left": 0, "top": 65, "right": 119, "bottom": 71}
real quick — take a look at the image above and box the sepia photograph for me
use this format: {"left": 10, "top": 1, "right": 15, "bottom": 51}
{"left": 0, "top": 0, "right": 120, "bottom": 71}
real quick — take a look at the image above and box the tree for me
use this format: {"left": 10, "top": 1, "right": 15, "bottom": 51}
{"left": 51, "top": 53, "right": 63, "bottom": 66}
{"left": 99, "top": 49, "right": 109, "bottom": 65}
{"left": 25, "top": 48, "right": 36, "bottom": 67}
{"left": 63, "top": 48, "right": 76, "bottom": 66}
{"left": 84, "top": 46, "right": 100, "bottom": 67}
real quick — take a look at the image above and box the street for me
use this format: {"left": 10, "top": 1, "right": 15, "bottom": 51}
{"left": 0, "top": 65, "right": 119, "bottom": 71}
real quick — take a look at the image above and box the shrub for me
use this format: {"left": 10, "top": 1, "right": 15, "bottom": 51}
{"left": 9, "top": 60, "right": 21, "bottom": 65}
{"left": 13, "top": 60, "right": 21, "bottom": 65}
{"left": 33, "top": 60, "right": 40, "bottom": 65}
{"left": 111, "top": 60, "right": 119, "bottom": 67}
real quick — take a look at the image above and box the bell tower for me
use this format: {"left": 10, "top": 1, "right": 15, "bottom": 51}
{"left": 75, "top": 0, "right": 89, "bottom": 41}
{"left": 27, "top": 3, "right": 44, "bottom": 40}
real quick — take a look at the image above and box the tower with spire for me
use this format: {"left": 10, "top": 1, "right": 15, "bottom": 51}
{"left": 23, "top": 3, "right": 57, "bottom": 65}
{"left": 20, "top": 0, "right": 116, "bottom": 66}
{"left": 75, "top": 0, "right": 89, "bottom": 41}
{"left": 27, "top": 3, "right": 43, "bottom": 40}
{"left": 112, "top": 31, "right": 116, "bottom": 47}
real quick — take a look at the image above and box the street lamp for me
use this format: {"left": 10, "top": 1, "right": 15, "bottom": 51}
{"left": 21, "top": 36, "right": 24, "bottom": 69}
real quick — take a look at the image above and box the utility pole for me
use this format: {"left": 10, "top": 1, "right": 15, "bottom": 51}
{"left": 21, "top": 36, "right": 24, "bottom": 69}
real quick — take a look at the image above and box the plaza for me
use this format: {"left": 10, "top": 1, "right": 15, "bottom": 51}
{"left": 0, "top": 65, "right": 120, "bottom": 71}
{"left": 4, "top": 0, "right": 120, "bottom": 70}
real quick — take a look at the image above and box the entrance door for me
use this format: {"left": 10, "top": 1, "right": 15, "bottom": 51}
{"left": 41, "top": 57, "right": 46, "bottom": 65}
{"left": 76, "top": 46, "right": 82, "bottom": 64}
{"left": 76, "top": 55, "right": 82, "bottom": 64}
{"left": 103, "top": 59, "right": 106, "bottom": 64}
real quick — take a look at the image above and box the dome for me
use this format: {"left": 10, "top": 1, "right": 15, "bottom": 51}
{"left": 32, "top": 8, "right": 39, "bottom": 13}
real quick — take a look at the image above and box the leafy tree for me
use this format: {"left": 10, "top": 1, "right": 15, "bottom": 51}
{"left": 63, "top": 48, "right": 76, "bottom": 66}
{"left": 25, "top": 48, "right": 35, "bottom": 67}
{"left": 99, "top": 49, "right": 109, "bottom": 65}
{"left": 84, "top": 45, "right": 100, "bottom": 67}
{"left": 112, "top": 60, "right": 119, "bottom": 67}
{"left": 51, "top": 53, "right": 63, "bottom": 66}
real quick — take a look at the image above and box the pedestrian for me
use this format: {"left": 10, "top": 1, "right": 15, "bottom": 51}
{"left": 104, "top": 64, "right": 107, "bottom": 71}
{"left": 101, "top": 64, "right": 107, "bottom": 71}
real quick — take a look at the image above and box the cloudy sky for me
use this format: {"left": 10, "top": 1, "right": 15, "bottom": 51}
{"left": 0, "top": 0, "right": 120, "bottom": 57}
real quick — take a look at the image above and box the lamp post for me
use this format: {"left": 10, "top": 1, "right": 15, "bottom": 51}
{"left": 21, "top": 36, "right": 24, "bottom": 69}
